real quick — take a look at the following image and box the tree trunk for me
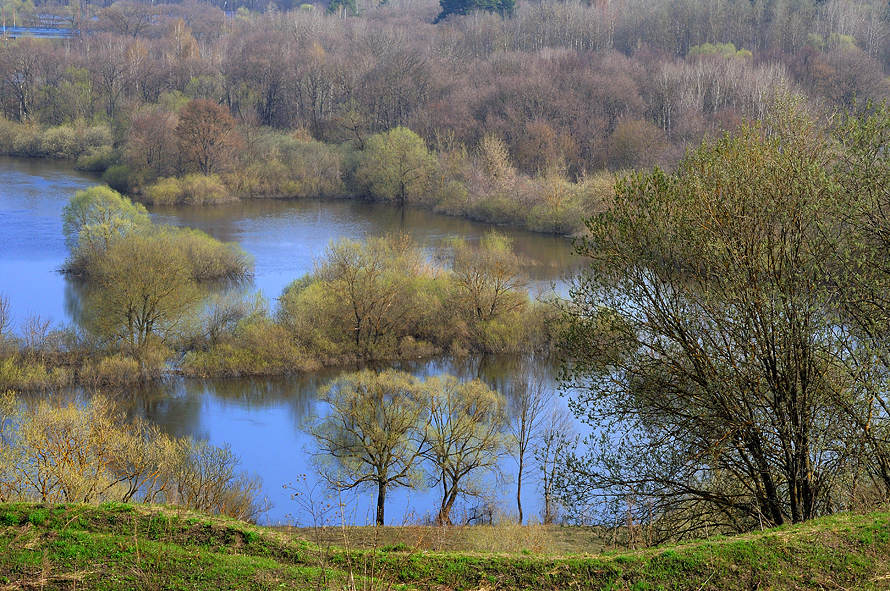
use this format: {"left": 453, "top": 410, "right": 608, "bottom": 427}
{"left": 376, "top": 480, "right": 387, "bottom": 526}
{"left": 517, "top": 456, "right": 524, "bottom": 525}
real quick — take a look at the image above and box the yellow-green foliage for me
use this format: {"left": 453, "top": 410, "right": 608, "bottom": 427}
{"left": 0, "top": 393, "right": 264, "bottom": 520}
{"left": 181, "top": 316, "right": 314, "bottom": 376}
{"left": 0, "top": 119, "right": 113, "bottom": 160}
{"left": 160, "top": 226, "right": 252, "bottom": 281}
{"left": 277, "top": 232, "right": 555, "bottom": 362}
{"left": 0, "top": 357, "right": 70, "bottom": 392}
{"left": 78, "top": 354, "right": 141, "bottom": 387}
{"left": 278, "top": 234, "right": 445, "bottom": 361}
{"left": 63, "top": 186, "right": 252, "bottom": 282}
{"left": 235, "top": 132, "right": 347, "bottom": 198}
{"left": 142, "top": 174, "right": 236, "bottom": 205}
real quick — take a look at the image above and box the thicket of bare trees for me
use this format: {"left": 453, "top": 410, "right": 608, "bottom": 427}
{"left": 1, "top": 0, "right": 887, "bottom": 225}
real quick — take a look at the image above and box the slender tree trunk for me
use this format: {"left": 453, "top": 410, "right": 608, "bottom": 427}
{"left": 376, "top": 480, "right": 387, "bottom": 526}
{"left": 517, "top": 456, "right": 524, "bottom": 525}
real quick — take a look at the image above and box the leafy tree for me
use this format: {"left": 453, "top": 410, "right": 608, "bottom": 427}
{"left": 61, "top": 185, "right": 150, "bottom": 273}
{"left": 443, "top": 231, "right": 527, "bottom": 323}
{"left": 286, "top": 234, "right": 436, "bottom": 359}
{"left": 307, "top": 369, "right": 428, "bottom": 525}
{"left": 422, "top": 375, "right": 509, "bottom": 525}
{"left": 356, "top": 127, "right": 436, "bottom": 206}
{"left": 81, "top": 231, "right": 200, "bottom": 360}
{"left": 559, "top": 101, "right": 867, "bottom": 538}
{"left": 434, "top": 0, "right": 515, "bottom": 23}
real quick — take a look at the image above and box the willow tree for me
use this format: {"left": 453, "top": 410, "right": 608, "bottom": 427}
{"left": 423, "top": 375, "right": 509, "bottom": 525}
{"left": 81, "top": 232, "right": 200, "bottom": 360}
{"left": 559, "top": 101, "right": 869, "bottom": 539}
{"left": 61, "top": 185, "right": 150, "bottom": 274}
{"left": 307, "top": 370, "right": 428, "bottom": 526}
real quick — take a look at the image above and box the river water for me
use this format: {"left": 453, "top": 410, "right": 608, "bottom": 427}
{"left": 0, "top": 156, "right": 580, "bottom": 524}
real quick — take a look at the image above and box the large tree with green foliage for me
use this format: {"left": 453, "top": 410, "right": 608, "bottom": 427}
{"left": 307, "top": 369, "right": 428, "bottom": 526}
{"left": 355, "top": 127, "right": 436, "bottom": 206}
{"left": 61, "top": 185, "right": 150, "bottom": 274}
{"left": 558, "top": 100, "right": 890, "bottom": 539}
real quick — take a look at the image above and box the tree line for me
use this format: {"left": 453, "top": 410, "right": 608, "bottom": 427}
{"left": 1, "top": 0, "right": 888, "bottom": 233}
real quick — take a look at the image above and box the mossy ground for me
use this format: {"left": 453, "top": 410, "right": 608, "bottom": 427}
{"left": 2, "top": 502, "right": 890, "bottom": 590}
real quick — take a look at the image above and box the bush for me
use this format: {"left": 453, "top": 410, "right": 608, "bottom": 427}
{"left": 180, "top": 174, "right": 235, "bottom": 204}
{"left": 235, "top": 133, "right": 347, "bottom": 199}
{"left": 40, "top": 126, "right": 80, "bottom": 159}
{"left": 181, "top": 318, "right": 312, "bottom": 376}
{"left": 143, "top": 175, "right": 235, "bottom": 205}
{"left": 142, "top": 177, "right": 182, "bottom": 205}
{"left": 75, "top": 146, "right": 116, "bottom": 172}
{"left": 79, "top": 354, "right": 141, "bottom": 387}
{"left": 102, "top": 165, "right": 135, "bottom": 193}
{"left": 164, "top": 226, "right": 253, "bottom": 281}
{"left": 0, "top": 393, "right": 266, "bottom": 521}
{"left": 10, "top": 124, "right": 42, "bottom": 157}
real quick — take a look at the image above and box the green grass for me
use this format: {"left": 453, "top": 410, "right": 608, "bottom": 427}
{"left": 2, "top": 503, "right": 890, "bottom": 589}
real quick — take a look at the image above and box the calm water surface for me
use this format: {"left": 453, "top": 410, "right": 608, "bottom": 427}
{"left": 0, "top": 157, "right": 580, "bottom": 524}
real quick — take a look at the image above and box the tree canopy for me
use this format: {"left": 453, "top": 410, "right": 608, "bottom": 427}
{"left": 558, "top": 99, "right": 890, "bottom": 539}
{"left": 307, "top": 369, "right": 428, "bottom": 525}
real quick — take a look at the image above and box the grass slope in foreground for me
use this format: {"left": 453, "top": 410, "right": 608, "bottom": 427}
{"left": 1, "top": 502, "right": 890, "bottom": 590}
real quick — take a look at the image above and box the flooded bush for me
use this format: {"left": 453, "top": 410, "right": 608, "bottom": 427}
{"left": 0, "top": 393, "right": 266, "bottom": 521}
{"left": 143, "top": 174, "right": 236, "bottom": 205}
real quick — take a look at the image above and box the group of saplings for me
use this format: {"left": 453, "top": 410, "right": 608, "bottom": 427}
{"left": 0, "top": 392, "right": 265, "bottom": 521}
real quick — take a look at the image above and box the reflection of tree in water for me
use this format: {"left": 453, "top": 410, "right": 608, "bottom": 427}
{"left": 121, "top": 381, "right": 209, "bottom": 442}
{"left": 62, "top": 277, "right": 87, "bottom": 328}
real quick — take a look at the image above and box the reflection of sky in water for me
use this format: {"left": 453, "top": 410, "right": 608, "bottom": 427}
{"left": 132, "top": 361, "right": 582, "bottom": 526}
{"left": 1, "top": 156, "right": 587, "bottom": 525}
{"left": 0, "top": 155, "right": 578, "bottom": 324}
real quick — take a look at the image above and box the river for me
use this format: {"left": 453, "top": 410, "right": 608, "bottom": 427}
{"left": 0, "top": 156, "right": 580, "bottom": 524}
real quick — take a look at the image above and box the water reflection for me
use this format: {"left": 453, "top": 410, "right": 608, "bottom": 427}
{"left": 1, "top": 157, "right": 580, "bottom": 525}
{"left": 116, "top": 356, "right": 569, "bottom": 525}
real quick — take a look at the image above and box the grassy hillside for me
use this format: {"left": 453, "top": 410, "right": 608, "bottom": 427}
{"left": 2, "top": 502, "right": 890, "bottom": 590}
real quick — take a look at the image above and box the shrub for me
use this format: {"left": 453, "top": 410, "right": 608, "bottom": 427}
{"left": 102, "top": 165, "right": 135, "bottom": 193}
{"left": 10, "top": 124, "right": 42, "bottom": 157}
{"left": 79, "top": 354, "right": 141, "bottom": 387}
{"left": 143, "top": 174, "right": 235, "bottom": 205}
{"left": 180, "top": 173, "right": 235, "bottom": 204}
{"left": 0, "top": 393, "right": 266, "bottom": 521}
{"left": 75, "top": 146, "right": 116, "bottom": 172}
{"left": 40, "top": 126, "right": 80, "bottom": 159}
{"left": 142, "top": 177, "right": 182, "bottom": 205}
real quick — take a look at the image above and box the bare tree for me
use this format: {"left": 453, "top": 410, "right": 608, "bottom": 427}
{"left": 506, "top": 359, "right": 554, "bottom": 524}
{"left": 536, "top": 405, "right": 577, "bottom": 525}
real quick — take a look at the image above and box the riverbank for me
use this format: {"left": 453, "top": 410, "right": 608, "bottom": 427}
{"left": 2, "top": 502, "right": 889, "bottom": 590}
{"left": 0, "top": 119, "right": 610, "bottom": 237}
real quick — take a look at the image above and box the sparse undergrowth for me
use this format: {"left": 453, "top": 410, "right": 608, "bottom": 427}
{"left": 2, "top": 503, "right": 890, "bottom": 590}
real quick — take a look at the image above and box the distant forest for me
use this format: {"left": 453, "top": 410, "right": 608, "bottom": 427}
{"left": 1, "top": 0, "right": 888, "bottom": 188}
